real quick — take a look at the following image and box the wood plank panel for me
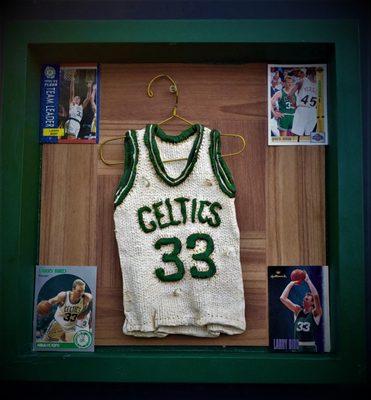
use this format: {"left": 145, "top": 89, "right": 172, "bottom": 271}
{"left": 95, "top": 63, "right": 268, "bottom": 345}
{"left": 96, "top": 175, "right": 122, "bottom": 289}
{"left": 266, "top": 146, "right": 326, "bottom": 265}
{"left": 101, "top": 64, "right": 266, "bottom": 124}
{"left": 40, "top": 63, "right": 325, "bottom": 347}
{"left": 39, "top": 144, "right": 97, "bottom": 265}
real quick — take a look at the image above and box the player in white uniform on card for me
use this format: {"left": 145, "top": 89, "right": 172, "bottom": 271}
{"left": 65, "top": 70, "right": 90, "bottom": 138}
{"left": 89, "top": 83, "right": 97, "bottom": 138}
{"left": 42, "top": 279, "right": 93, "bottom": 342}
{"left": 290, "top": 68, "right": 318, "bottom": 137}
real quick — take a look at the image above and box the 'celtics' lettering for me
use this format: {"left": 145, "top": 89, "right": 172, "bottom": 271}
{"left": 137, "top": 198, "right": 222, "bottom": 233}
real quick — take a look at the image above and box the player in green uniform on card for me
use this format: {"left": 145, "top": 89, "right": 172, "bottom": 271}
{"left": 271, "top": 75, "right": 297, "bottom": 136}
{"left": 280, "top": 271, "right": 323, "bottom": 352}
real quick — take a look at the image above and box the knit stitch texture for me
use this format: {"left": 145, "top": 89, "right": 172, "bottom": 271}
{"left": 113, "top": 124, "right": 246, "bottom": 337}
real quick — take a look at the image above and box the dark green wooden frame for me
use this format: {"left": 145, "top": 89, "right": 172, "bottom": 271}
{"left": 0, "top": 20, "right": 365, "bottom": 383}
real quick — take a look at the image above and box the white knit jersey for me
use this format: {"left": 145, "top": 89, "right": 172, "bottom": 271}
{"left": 113, "top": 124, "right": 246, "bottom": 338}
{"left": 54, "top": 291, "right": 85, "bottom": 331}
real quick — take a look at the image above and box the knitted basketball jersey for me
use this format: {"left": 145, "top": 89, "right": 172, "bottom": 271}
{"left": 113, "top": 124, "right": 246, "bottom": 337}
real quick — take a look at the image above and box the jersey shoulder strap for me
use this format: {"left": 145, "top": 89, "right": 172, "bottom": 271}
{"left": 209, "top": 129, "right": 236, "bottom": 198}
{"left": 61, "top": 291, "right": 69, "bottom": 307}
{"left": 114, "top": 130, "right": 139, "bottom": 207}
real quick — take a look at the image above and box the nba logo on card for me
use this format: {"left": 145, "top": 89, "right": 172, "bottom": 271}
{"left": 310, "top": 132, "right": 325, "bottom": 143}
{"left": 44, "top": 66, "right": 56, "bottom": 79}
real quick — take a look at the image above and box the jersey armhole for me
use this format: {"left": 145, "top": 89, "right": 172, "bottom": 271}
{"left": 313, "top": 314, "right": 321, "bottom": 326}
{"left": 114, "top": 130, "right": 139, "bottom": 207}
{"left": 209, "top": 130, "right": 236, "bottom": 198}
{"left": 293, "top": 307, "right": 302, "bottom": 320}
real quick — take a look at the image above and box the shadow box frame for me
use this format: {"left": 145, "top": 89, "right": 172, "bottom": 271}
{"left": 0, "top": 19, "right": 365, "bottom": 383}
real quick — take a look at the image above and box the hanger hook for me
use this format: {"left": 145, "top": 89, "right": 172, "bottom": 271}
{"left": 147, "top": 74, "right": 179, "bottom": 115}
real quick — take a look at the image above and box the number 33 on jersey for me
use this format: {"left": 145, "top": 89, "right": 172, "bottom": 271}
{"left": 113, "top": 124, "right": 246, "bottom": 338}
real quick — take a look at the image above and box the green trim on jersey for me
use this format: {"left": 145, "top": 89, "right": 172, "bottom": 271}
{"left": 144, "top": 124, "right": 204, "bottom": 186}
{"left": 209, "top": 130, "right": 236, "bottom": 198}
{"left": 114, "top": 130, "right": 139, "bottom": 207}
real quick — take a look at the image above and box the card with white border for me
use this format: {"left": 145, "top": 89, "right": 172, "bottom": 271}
{"left": 268, "top": 64, "right": 328, "bottom": 145}
{"left": 33, "top": 266, "right": 97, "bottom": 352}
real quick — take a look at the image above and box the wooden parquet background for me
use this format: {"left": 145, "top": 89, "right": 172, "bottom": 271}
{"left": 39, "top": 64, "right": 326, "bottom": 345}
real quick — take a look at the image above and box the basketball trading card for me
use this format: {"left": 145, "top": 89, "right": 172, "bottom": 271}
{"left": 268, "top": 266, "right": 331, "bottom": 353}
{"left": 33, "top": 266, "right": 97, "bottom": 352}
{"left": 39, "top": 64, "right": 100, "bottom": 143}
{"left": 268, "top": 64, "right": 328, "bottom": 145}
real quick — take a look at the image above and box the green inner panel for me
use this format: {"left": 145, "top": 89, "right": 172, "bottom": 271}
{"left": 0, "top": 20, "right": 365, "bottom": 383}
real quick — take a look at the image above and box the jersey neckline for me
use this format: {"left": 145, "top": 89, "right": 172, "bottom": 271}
{"left": 144, "top": 123, "right": 204, "bottom": 186}
{"left": 67, "top": 291, "right": 83, "bottom": 305}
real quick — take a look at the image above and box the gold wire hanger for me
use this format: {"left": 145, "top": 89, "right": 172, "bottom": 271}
{"left": 99, "top": 74, "right": 246, "bottom": 166}
{"left": 147, "top": 74, "right": 193, "bottom": 127}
